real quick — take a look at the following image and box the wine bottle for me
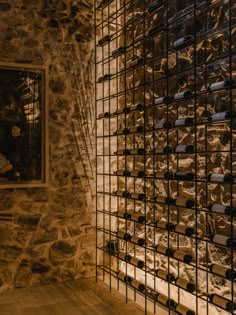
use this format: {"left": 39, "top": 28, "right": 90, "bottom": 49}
{"left": 114, "top": 128, "right": 128, "bottom": 135}
{"left": 97, "top": 74, "right": 112, "bottom": 83}
{"left": 208, "top": 111, "right": 232, "bottom": 122}
{"left": 114, "top": 149, "right": 130, "bottom": 155}
{"left": 209, "top": 294, "right": 236, "bottom": 312}
{"left": 174, "top": 172, "right": 194, "bottom": 180}
{"left": 116, "top": 106, "right": 130, "bottom": 114}
{"left": 130, "top": 170, "right": 145, "bottom": 177}
{"left": 156, "top": 195, "right": 175, "bottom": 205}
{"left": 155, "top": 146, "right": 173, "bottom": 154}
{"left": 118, "top": 271, "right": 131, "bottom": 282}
{"left": 98, "top": 35, "right": 112, "bottom": 46}
{"left": 131, "top": 235, "right": 145, "bottom": 246}
{"left": 173, "top": 35, "right": 194, "bottom": 50}
{"left": 174, "top": 145, "right": 194, "bottom": 153}
{"left": 130, "top": 103, "right": 144, "bottom": 111}
{"left": 130, "top": 57, "right": 145, "bottom": 69}
{"left": 117, "top": 231, "right": 131, "bottom": 241}
{"left": 114, "top": 170, "right": 131, "bottom": 176}
{"left": 112, "top": 46, "right": 126, "bottom": 58}
{"left": 175, "top": 277, "right": 195, "bottom": 292}
{"left": 154, "top": 121, "right": 172, "bottom": 129}
{"left": 118, "top": 251, "right": 130, "bottom": 261}
{"left": 148, "top": 23, "right": 165, "bottom": 37}
{"left": 207, "top": 173, "right": 234, "bottom": 183}
{"left": 96, "top": 0, "right": 114, "bottom": 9}
{"left": 98, "top": 112, "right": 110, "bottom": 119}
{"left": 207, "top": 80, "right": 234, "bottom": 92}
{"left": 129, "top": 126, "right": 144, "bottom": 133}
{"left": 115, "top": 190, "right": 130, "bottom": 198}
{"left": 130, "top": 192, "right": 145, "bottom": 201}
{"left": 155, "top": 244, "right": 174, "bottom": 257}
{"left": 129, "top": 256, "right": 145, "bottom": 269}
{"left": 174, "top": 224, "right": 195, "bottom": 236}
{"left": 155, "top": 171, "right": 173, "bottom": 179}
{"left": 147, "top": 0, "right": 165, "bottom": 13}
{"left": 172, "top": 250, "right": 193, "bottom": 263}
{"left": 175, "top": 303, "right": 195, "bottom": 315}
{"left": 155, "top": 269, "right": 175, "bottom": 282}
{"left": 208, "top": 204, "right": 236, "bottom": 216}
{"left": 209, "top": 264, "right": 236, "bottom": 280}
{"left": 130, "top": 213, "right": 146, "bottom": 224}
{"left": 212, "top": 234, "right": 236, "bottom": 249}
{"left": 106, "top": 240, "right": 119, "bottom": 253}
{"left": 130, "top": 148, "right": 145, "bottom": 155}
{"left": 129, "top": 278, "right": 145, "bottom": 291}
{"left": 174, "top": 118, "right": 194, "bottom": 127}
{"left": 174, "top": 198, "right": 194, "bottom": 208}
{"left": 174, "top": 90, "right": 193, "bottom": 101}
{"left": 116, "top": 211, "right": 131, "bottom": 220}
{"left": 156, "top": 220, "right": 175, "bottom": 231}
{"left": 154, "top": 96, "right": 173, "bottom": 105}
{"left": 156, "top": 293, "right": 176, "bottom": 308}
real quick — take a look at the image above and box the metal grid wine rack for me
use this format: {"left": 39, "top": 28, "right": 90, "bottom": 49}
{"left": 95, "top": 1, "right": 236, "bottom": 314}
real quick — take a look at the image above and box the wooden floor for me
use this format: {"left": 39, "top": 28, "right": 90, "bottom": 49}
{"left": 0, "top": 278, "right": 148, "bottom": 315}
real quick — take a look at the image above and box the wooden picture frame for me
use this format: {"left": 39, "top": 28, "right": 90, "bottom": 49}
{"left": 0, "top": 62, "right": 48, "bottom": 188}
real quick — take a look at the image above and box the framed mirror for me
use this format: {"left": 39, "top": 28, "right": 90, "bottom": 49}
{"left": 0, "top": 62, "right": 48, "bottom": 188}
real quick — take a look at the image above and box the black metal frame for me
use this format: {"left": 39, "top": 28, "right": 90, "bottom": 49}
{"left": 96, "top": 1, "right": 236, "bottom": 314}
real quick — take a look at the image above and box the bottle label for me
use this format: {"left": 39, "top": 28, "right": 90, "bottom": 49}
{"left": 156, "top": 245, "right": 168, "bottom": 254}
{"left": 175, "top": 303, "right": 192, "bottom": 315}
{"left": 211, "top": 204, "right": 226, "bottom": 214}
{"left": 213, "top": 234, "right": 228, "bottom": 245}
{"left": 175, "top": 224, "right": 186, "bottom": 234}
{"left": 154, "top": 97, "right": 165, "bottom": 105}
{"left": 118, "top": 252, "right": 126, "bottom": 260}
{"left": 210, "top": 174, "right": 225, "bottom": 182}
{"left": 131, "top": 279, "right": 142, "bottom": 290}
{"left": 156, "top": 269, "right": 168, "bottom": 280}
{"left": 175, "top": 119, "right": 186, "bottom": 126}
{"left": 175, "top": 145, "right": 187, "bottom": 152}
{"left": 212, "top": 295, "right": 228, "bottom": 309}
{"left": 175, "top": 198, "right": 187, "bottom": 207}
{"left": 131, "top": 236, "right": 139, "bottom": 244}
{"left": 173, "top": 250, "right": 185, "bottom": 261}
{"left": 131, "top": 193, "right": 139, "bottom": 199}
{"left": 211, "top": 264, "right": 228, "bottom": 277}
{"left": 176, "top": 277, "right": 188, "bottom": 289}
{"left": 157, "top": 294, "right": 169, "bottom": 305}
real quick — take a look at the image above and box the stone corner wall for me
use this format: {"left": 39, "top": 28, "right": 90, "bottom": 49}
{"left": 0, "top": 0, "right": 96, "bottom": 292}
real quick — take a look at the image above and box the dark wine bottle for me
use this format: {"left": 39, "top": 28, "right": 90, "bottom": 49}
{"left": 156, "top": 293, "right": 176, "bottom": 308}
{"left": 130, "top": 235, "right": 145, "bottom": 246}
{"left": 97, "top": 74, "right": 112, "bottom": 83}
{"left": 112, "top": 46, "right": 126, "bottom": 58}
{"left": 174, "top": 172, "right": 194, "bottom": 180}
{"left": 212, "top": 234, "right": 236, "bottom": 249}
{"left": 174, "top": 118, "right": 194, "bottom": 127}
{"left": 155, "top": 171, "right": 173, "bottom": 179}
{"left": 130, "top": 103, "right": 144, "bottom": 111}
{"left": 130, "top": 170, "right": 145, "bottom": 177}
{"left": 174, "top": 90, "right": 193, "bottom": 101}
{"left": 129, "top": 256, "right": 145, "bottom": 269}
{"left": 116, "top": 106, "right": 131, "bottom": 114}
{"left": 129, "top": 126, "right": 144, "bottom": 133}
{"left": 129, "top": 57, "right": 145, "bottom": 69}
{"left": 175, "top": 303, "right": 195, "bottom": 315}
{"left": 147, "top": 0, "right": 165, "bottom": 13}
{"left": 148, "top": 23, "right": 165, "bottom": 37}
{"left": 155, "top": 244, "right": 174, "bottom": 257}
{"left": 155, "top": 146, "right": 173, "bottom": 154}
{"left": 115, "top": 190, "right": 130, "bottom": 198}
{"left": 172, "top": 250, "right": 193, "bottom": 263}
{"left": 207, "top": 173, "right": 235, "bottom": 183}
{"left": 208, "top": 111, "right": 232, "bottom": 122}
{"left": 98, "top": 35, "right": 112, "bottom": 46}
{"left": 174, "top": 198, "right": 194, "bottom": 208}
{"left": 114, "top": 149, "right": 130, "bottom": 155}
{"left": 130, "top": 148, "right": 145, "bottom": 155}
{"left": 174, "top": 224, "right": 195, "bottom": 237}
{"left": 130, "top": 213, "right": 146, "bottom": 224}
{"left": 209, "top": 294, "right": 236, "bottom": 312}
{"left": 114, "top": 170, "right": 131, "bottom": 176}
{"left": 156, "top": 195, "right": 175, "bottom": 205}
{"left": 154, "top": 96, "right": 173, "bottom": 105}
{"left": 116, "top": 211, "right": 131, "bottom": 220}
{"left": 175, "top": 277, "right": 195, "bottom": 293}
{"left": 208, "top": 204, "right": 236, "bottom": 216}
{"left": 207, "top": 80, "right": 234, "bottom": 92}
{"left": 130, "top": 192, "right": 145, "bottom": 201}
{"left": 209, "top": 264, "right": 236, "bottom": 280}
{"left": 154, "top": 121, "right": 172, "bottom": 129}
{"left": 106, "top": 240, "right": 119, "bottom": 253}
{"left": 155, "top": 269, "right": 175, "bottom": 282}
{"left": 156, "top": 220, "right": 175, "bottom": 231}
{"left": 98, "top": 112, "right": 110, "bottom": 119}
{"left": 173, "top": 35, "right": 194, "bottom": 50}
{"left": 117, "top": 231, "right": 131, "bottom": 241}
{"left": 174, "top": 145, "right": 194, "bottom": 153}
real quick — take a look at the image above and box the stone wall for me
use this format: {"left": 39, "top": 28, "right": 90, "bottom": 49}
{"left": 0, "top": 0, "right": 95, "bottom": 292}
